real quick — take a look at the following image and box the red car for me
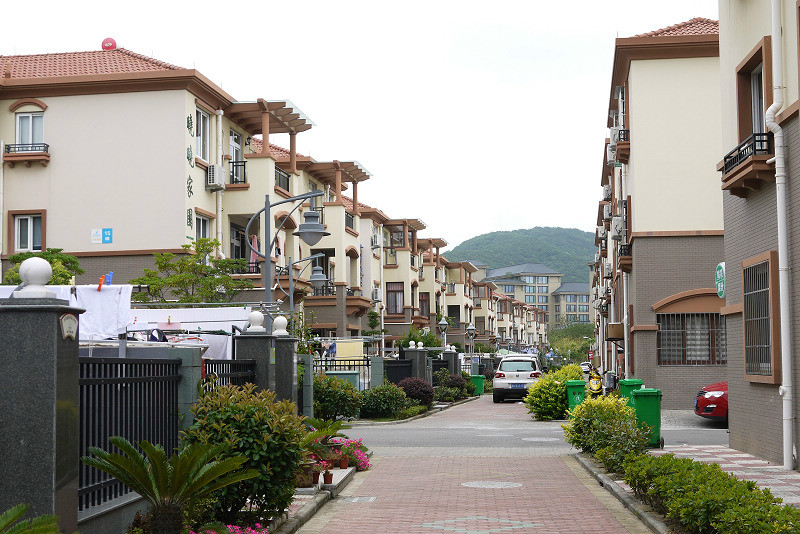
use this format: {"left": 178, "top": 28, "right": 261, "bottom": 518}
{"left": 694, "top": 381, "right": 728, "bottom": 421}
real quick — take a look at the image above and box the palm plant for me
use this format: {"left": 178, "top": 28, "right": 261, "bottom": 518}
{"left": 82, "top": 436, "right": 258, "bottom": 534}
{"left": 0, "top": 504, "right": 59, "bottom": 534}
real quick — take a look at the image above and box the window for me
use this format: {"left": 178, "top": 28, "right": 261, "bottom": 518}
{"left": 386, "top": 282, "right": 404, "bottom": 314}
{"left": 523, "top": 275, "right": 535, "bottom": 284}
{"left": 538, "top": 305, "right": 548, "bottom": 312}
{"left": 525, "top": 295, "right": 536, "bottom": 304}
{"left": 579, "top": 305, "right": 589, "bottom": 312}
{"left": 566, "top": 314, "right": 577, "bottom": 322}
{"left": 195, "top": 109, "right": 210, "bottom": 162}
{"left": 538, "top": 286, "right": 548, "bottom": 293}
{"left": 555, "top": 305, "right": 560, "bottom": 313}
{"left": 579, "top": 314, "right": 589, "bottom": 323}
{"left": 14, "top": 213, "right": 42, "bottom": 252}
{"left": 736, "top": 37, "right": 772, "bottom": 142}
{"left": 230, "top": 130, "right": 244, "bottom": 183}
{"left": 16, "top": 112, "right": 44, "bottom": 149}
{"left": 448, "top": 305, "right": 461, "bottom": 325}
{"left": 565, "top": 294, "right": 578, "bottom": 302}
{"left": 537, "top": 276, "right": 548, "bottom": 284}
{"left": 503, "top": 285, "right": 515, "bottom": 294}
{"left": 524, "top": 285, "right": 536, "bottom": 293}
{"left": 566, "top": 304, "right": 577, "bottom": 313}
{"left": 657, "top": 313, "right": 727, "bottom": 366}
{"left": 750, "top": 64, "right": 765, "bottom": 135}
{"left": 419, "top": 292, "right": 430, "bottom": 317}
{"left": 743, "top": 251, "right": 780, "bottom": 382}
{"left": 578, "top": 295, "right": 589, "bottom": 303}
{"left": 195, "top": 215, "right": 210, "bottom": 241}
{"left": 537, "top": 296, "right": 548, "bottom": 303}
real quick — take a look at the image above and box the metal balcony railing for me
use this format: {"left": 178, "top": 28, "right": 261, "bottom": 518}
{"left": 5, "top": 143, "right": 49, "bottom": 153}
{"left": 231, "top": 261, "right": 261, "bottom": 274}
{"left": 230, "top": 161, "right": 247, "bottom": 184}
{"left": 313, "top": 282, "right": 336, "bottom": 296}
{"left": 275, "top": 167, "right": 290, "bottom": 192}
{"left": 618, "top": 243, "right": 632, "bottom": 257}
{"left": 618, "top": 129, "right": 629, "bottom": 142}
{"left": 345, "top": 211, "right": 355, "bottom": 229}
{"left": 722, "top": 132, "right": 774, "bottom": 175}
{"left": 385, "top": 249, "right": 397, "bottom": 265}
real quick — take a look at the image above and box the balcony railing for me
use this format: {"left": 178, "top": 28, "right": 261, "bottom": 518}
{"left": 618, "top": 243, "right": 632, "bottom": 257}
{"left": 618, "top": 129, "right": 629, "bottom": 142}
{"left": 385, "top": 249, "right": 397, "bottom": 265}
{"left": 275, "top": 167, "right": 290, "bottom": 192}
{"left": 410, "top": 254, "right": 416, "bottom": 267}
{"left": 723, "top": 132, "right": 773, "bottom": 175}
{"left": 313, "top": 282, "right": 336, "bottom": 296}
{"left": 346, "top": 288, "right": 362, "bottom": 297}
{"left": 312, "top": 206, "right": 325, "bottom": 225}
{"left": 345, "top": 211, "right": 355, "bottom": 229}
{"left": 230, "top": 161, "right": 247, "bottom": 184}
{"left": 231, "top": 261, "right": 261, "bottom": 274}
{"left": 447, "top": 283, "right": 455, "bottom": 293}
{"left": 4, "top": 143, "right": 49, "bottom": 153}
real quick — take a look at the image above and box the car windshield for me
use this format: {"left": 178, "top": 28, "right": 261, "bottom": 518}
{"left": 499, "top": 360, "right": 535, "bottom": 372}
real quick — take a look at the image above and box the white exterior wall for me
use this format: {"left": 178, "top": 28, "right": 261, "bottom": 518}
{"left": 628, "top": 56, "right": 724, "bottom": 233}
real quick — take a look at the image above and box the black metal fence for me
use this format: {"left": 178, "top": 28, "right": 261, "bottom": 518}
{"left": 78, "top": 358, "right": 181, "bottom": 512}
{"left": 723, "top": 132, "right": 773, "bottom": 174}
{"left": 203, "top": 358, "right": 257, "bottom": 388}
{"left": 384, "top": 359, "right": 412, "bottom": 385}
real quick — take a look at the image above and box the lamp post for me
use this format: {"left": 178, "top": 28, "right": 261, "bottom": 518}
{"left": 437, "top": 317, "right": 449, "bottom": 355}
{"left": 275, "top": 253, "right": 328, "bottom": 313}
{"left": 245, "top": 192, "right": 330, "bottom": 334}
{"left": 466, "top": 322, "right": 476, "bottom": 374}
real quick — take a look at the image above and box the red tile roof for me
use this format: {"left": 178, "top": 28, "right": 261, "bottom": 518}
{"left": 250, "top": 138, "right": 305, "bottom": 159}
{"left": 634, "top": 17, "right": 718, "bottom": 38}
{"left": 0, "top": 48, "right": 182, "bottom": 79}
{"left": 342, "top": 195, "right": 374, "bottom": 212}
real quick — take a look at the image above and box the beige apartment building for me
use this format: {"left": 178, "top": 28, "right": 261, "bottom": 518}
{"left": 591, "top": 18, "right": 726, "bottom": 408}
{"left": 715, "top": 0, "right": 800, "bottom": 467}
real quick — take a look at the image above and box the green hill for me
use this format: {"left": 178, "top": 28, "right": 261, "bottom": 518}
{"left": 444, "top": 227, "right": 595, "bottom": 283}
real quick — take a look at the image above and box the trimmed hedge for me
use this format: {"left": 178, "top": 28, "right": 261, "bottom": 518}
{"left": 359, "top": 382, "right": 407, "bottom": 419}
{"left": 313, "top": 374, "right": 362, "bottom": 420}
{"left": 398, "top": 377, "right": 435, "bottom": 406}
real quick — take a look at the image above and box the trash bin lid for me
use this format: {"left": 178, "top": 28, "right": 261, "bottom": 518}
{"left": 619, "top": 379, "right": 643, "bottom": 385}
{"left": 632, "top": 387, "right": 662, "bottom": 397}
{"left": 566, "top": 380, "right": 586, "bottom": 386}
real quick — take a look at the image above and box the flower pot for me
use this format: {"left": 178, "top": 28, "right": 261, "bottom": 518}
{"left": 323, "top": 472, "right": 333, "bottom": 485}
{"left": 312, "top": 471, "right": 320, "bottom": 484}
{"left": 339, "top": 457, "right": 349, "bottom": 469}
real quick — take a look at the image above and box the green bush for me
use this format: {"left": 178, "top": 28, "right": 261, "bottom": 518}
{"left": 435, "top": 386, "right": 460, "bottom": 403}
{"left": 398, "top": 377, "right": 435, "bottom": 405}
{"left": 359, "top": 382, "right": 407, "bottom": 419}
{"left": 524, "top": 364, "right": 585, "bottom": 420}
{"left": 313, "top": 374, "right": 362, "bottom": 421}
{"left": 562, "top": 395, "right": 649, "bottom": 464}
{"left": 622, "top": 453, "right": 793, "bottom": 534}
{"left": 182, "top": 383, "right": 306, "bottom": 524}
{"left": 398, "top": 404, "right": 429, "bottom": 419}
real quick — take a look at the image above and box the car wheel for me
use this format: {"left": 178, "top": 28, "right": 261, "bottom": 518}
{"left": 493, "top": 392, "right": 503, "bottom": 403}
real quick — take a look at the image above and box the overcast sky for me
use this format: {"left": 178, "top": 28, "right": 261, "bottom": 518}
{"left": 3, "top": 0, "right": 719, "bottom": 249}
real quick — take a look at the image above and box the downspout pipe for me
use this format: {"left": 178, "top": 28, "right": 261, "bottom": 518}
{"left": 765, "top": 0, "right": 793, "bottom": 470}
{"left": 0, "top": 140, "right": 4, "bottom": 280}
{"left": 216, "top": 110, "right": 225, "bottom": 259}
{"left": 621, "top": 162, "right": 630, "bottom": 378}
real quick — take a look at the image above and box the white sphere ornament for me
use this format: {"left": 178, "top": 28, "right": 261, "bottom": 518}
{"left": 273, "top": 315, "right": 290, "bottom": 336}
{"left": 14, "top": 257, "right": 55, "bottom": 299}
{"left": 418, "top": 342, "right": 424, "bottom": 348}
{"left": 247, "top": 310, "right": 266, "bottom": 333}
{"left": 409, "top": 341, "right": 416, "bottom": 349}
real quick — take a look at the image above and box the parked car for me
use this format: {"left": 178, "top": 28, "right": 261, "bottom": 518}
{"left": 492, "top": 356, "right": 542, "bottom": 403}
{"left": 580, "top": 361, "right": 592, "bottom": 373}
{"left": 694, "top": 381, "right": 728, "bottom": 421}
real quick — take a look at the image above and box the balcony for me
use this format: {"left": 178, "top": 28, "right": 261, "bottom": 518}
{"left": 385, "top": 249, "right": 398, "bottom": 266}
{"left": 275, "top": 167, "right": 291, "bottom": 193}
{"left": 345, "top": 211, "right": 355, "bottom": 230}
{"left": 720, "top": 133, "right": 775, "bottom": 198}
{"left": 3, "top": 143, "right": 50, "bottom": 167}
{"left": 230, "top": 161, "right": 247, "bottom": 184}
{"left": 618, "top": 243, "right": 632, "bottom": 273}
{"left": 313, "top": 281, "right": 337, "bottom": 296}
{"left": 616, "top": 129, "right": 630, "bottom": 164}
{"left": 447, "top": 283, "right": 456, "bottom": 294}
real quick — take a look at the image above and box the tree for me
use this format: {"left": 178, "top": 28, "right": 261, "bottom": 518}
{"left": 2, "top": 248, "right": 84, "bottom": 285}
{"left": 399, "top": 326, "right": 443, "bottom": 357}
{"left": 548, "top": 323, "right": 594, "bottom": 361}
{"left": 129, "top": 239, "right": 253, "bottom": 303}
{"left": 361, "top": 310, "right": 386, "bottom": 355}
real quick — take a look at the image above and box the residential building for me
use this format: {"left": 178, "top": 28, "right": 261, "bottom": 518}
{"left": 715, "top": 0, "right": 800, "bottom": 466}
{"left": 551, "top": 282, "right": 592, "bottom": 327}
{"left": 591, "top": 18, "right": 726, "bottom": 409}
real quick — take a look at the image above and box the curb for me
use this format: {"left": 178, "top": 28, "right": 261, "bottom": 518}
{"left": 348, "top": 395, "right": 481, "bottom": 426}
{"left": 574, "top": 453, "right": 673, "bottom": 534}
{"left": 273, "top": 490, "right": 331, "bottom": 534}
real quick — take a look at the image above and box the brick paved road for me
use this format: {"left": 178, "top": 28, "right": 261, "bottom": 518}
{"left": 297, "top": 397, "right": 650, "bottom": 534}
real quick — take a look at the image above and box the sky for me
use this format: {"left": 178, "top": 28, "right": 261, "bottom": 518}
{"left": 3, "top": 0, "right": 719, "bottom": 249}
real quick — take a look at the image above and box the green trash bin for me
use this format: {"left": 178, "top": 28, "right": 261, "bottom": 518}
{"left": 566, "top": 380, "right": 586, "bottom": 413}
{"left": 619, "top": 378, "right": 644, "bottom": 407}
{"left": 470, "top": 375, "right": 485, "bottom": 395}
{"left": 631, "top": 388, "right": 664, "bottom": 448}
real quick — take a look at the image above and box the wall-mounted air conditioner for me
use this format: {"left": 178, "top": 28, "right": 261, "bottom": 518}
{"left": 206, "top": 165, "right": 224, "bottom": 191}
{"left": 602, "top": 184, "right": 612, "bottom": 201}
{"left": 371, "top": 288, "right": 382, "bottom": 301}
{"left": 597, "top": 226, "right": 607, "bottom": 239}
{"left": 603, "top": 262, "right": 612, "bottom": 278}
{"left": 603, "top": 204, "right": 613, "bottom": 221}
{"left": 609, "top": 216, "right": 624, "bottom": 241}
{"left": 606, "top": 145, "right": 617, "bottom": 164}
{"left": 370, "top": 234, "right": 380, "bottom": 249}
{"left": 609, "top": 127, "right": 620, "bottom": 149}
{"left": 594, "top": 252, "right": 601, "bottom": 264}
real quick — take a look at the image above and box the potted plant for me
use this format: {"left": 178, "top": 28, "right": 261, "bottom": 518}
{"left": 320, "top": 461, "right": 333, "bottom": 485}
{"left": 312, "top": 461, "right": 326, "bottom": 484}
{"left": 331, "top": 450, "right": 348, "bottom": 469}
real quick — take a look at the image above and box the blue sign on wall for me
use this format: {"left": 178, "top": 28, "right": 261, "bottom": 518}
{"left": 102, "top": 228, "right": 113, "bottom": 244}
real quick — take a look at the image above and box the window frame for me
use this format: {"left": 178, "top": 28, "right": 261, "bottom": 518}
{"left": 195, "top": 214, "right": 210, "bottom": 242}
{"left": 15, "top": 112, "right": 44, "bottom": 148}
{"left": 656, "top": 313, "right": 727, "bottom": 366}
{"left": 742, "top": 250, "right": 781, "bottom": 383}
{"left": 12, "top": 212, "right": 44, "bottom": 252}
{"left": 195, "top": 109, "right": 210, "bottom": 162}
{"left": 386, "top": 282, "right": 404, "bottom": 315}
{"left": 736, "top": 37, "right": 772, "bottom": 142}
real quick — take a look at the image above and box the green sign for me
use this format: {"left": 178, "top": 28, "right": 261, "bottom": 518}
{"left": 715, "top": 262, "right": 726, "bottom": 298}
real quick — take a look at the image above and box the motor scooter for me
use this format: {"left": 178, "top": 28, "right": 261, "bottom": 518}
{"left": 588, "top": 365, "right": 603, "bottom": 398}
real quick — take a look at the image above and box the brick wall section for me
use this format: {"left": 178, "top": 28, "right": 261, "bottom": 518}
{"left": 629, "top": 235, "right": 727, "bottom": 409}
{"left": 722, "top": 114, "right": 799, "bottom": 464}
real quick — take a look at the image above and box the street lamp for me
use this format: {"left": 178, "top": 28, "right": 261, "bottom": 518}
{"left": 437, "top": 317, "right": 449, "bottom": 354}
{"left": 275, "top": 253, "right": 328, "bottom": 313}
{"left": 245, "top": 192, "right": 330, "bottom": 334}
{"left": 466, "top": 322, "right": 476, "bottom": 374}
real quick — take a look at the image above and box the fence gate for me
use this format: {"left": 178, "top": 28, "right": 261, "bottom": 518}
{"left": 384, "top": 359, "right": 413, "bottom": 385}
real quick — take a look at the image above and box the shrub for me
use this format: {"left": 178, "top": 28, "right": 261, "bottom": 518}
{"left": 399, "top": 404, "right": 429, "bottom": 419}
{"left": 435, "top": 386, "right": 460, "bottom": 403}
{"left": 562, "top": 395, "right": 649, "bottom": 464}
{"left": 182, "top": 384, "right": 306, "bottom": 525}
{"left": 0, "top": 504, "right": 59, "bottom": 534}
{"left": 524, "top": 364, "right": 584, "bottom": 420}
{"left": 433, "top": 367, "right": 449, "bottom": 387}
{"left": 313, "top": 374, "right": 362, "bottom": 420}
{"left": 359, "top": 382, "right": 407, "bottom": 418}
{"left": 398, "top": 377, "right": 435, "bottom": 406}
{"left": 447, "top": 373, "right": 466, "bottom": 389}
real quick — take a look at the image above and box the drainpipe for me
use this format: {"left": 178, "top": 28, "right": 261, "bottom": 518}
{"left": 766, "top": 0, "right": 793, "bottom": 471}
{"left": 379, "top": 223, "right": 385, "bottom": 357}
{"left": 0, "top": 140, "right": 4, "bottom": 279}
{"left": 215, "top": 110, "right": 225, "bottom": 259}
{"left": 621, "top": 164, "right": 631, "bottom": 379}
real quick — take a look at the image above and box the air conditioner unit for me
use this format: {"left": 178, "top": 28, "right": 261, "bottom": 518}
{"left": 371, "top": 288, "right": 382, "bottom": 301}
{"left": 609, "top": 127, "right": 620, "bottom": 149}
{"left": 609, "top": 216, "right": 624, "bottom": 241}
{"left": 594, "top": 252, "right": 601, "bottom": 265}
{"left": 603, "top": 204, "right": 613, "bottom": 221}
{"left": 597, "top": 226, "right": 607, "bottom": 239}
{"left": 602, "top": 184, "right": 612, "bottom": 201}
{"left": 603, "top": 262, "right": 612, "bottom": 278}
{"left": 206, "top": 164, "right": 224, "bottom": 191}
{"left": 370, "top": 234, "right": 380, "bottom": 249}
{"left": 606, "top": 145, "right": 617, "bottom": 164}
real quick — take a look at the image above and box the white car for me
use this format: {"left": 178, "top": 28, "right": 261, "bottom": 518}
{"left": 580, "top": 361, "right": 592, "bottom": 373}
{"left": 492, "top": 357, "right": 542, "bottom": 403}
